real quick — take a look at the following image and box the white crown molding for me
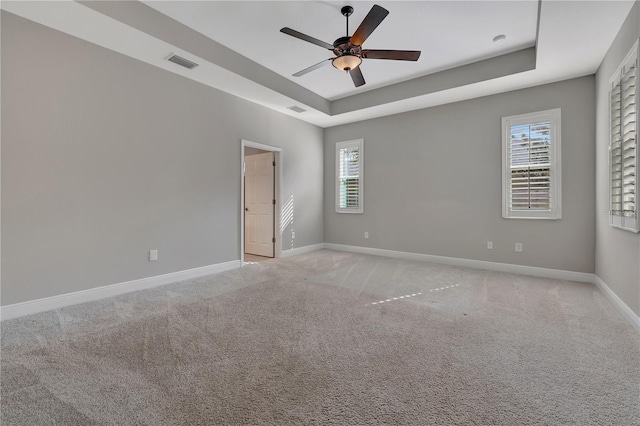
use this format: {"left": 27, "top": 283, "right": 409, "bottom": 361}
{"left": 0, "top": 260, "right": 241, "bottom": 321}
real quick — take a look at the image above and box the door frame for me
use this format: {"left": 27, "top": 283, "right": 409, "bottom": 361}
{"left": 240, "top": 139, "right": 283, "bottom": 264}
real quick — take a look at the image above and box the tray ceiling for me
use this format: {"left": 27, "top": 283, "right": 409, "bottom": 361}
{"left": 1, "top": 1, "right": 636, "bottom": 127}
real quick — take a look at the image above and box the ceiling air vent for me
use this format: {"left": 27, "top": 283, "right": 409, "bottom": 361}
{"left": 287, "top": 105, "right": 306, "bottom": 113}
{"left": 166, "top": 54, "right": 199, "bottom": 70}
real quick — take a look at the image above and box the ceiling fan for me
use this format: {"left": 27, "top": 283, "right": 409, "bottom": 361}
{"left": 280, "top": 4, "right": 421, "bottom": 88}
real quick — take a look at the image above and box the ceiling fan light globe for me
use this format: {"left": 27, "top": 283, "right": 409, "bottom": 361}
{"left": 332, "top": 55, "right": 362, "bottom": 71}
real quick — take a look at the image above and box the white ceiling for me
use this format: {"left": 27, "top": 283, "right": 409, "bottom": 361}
{"left": 143, "top": 1, "right": 538, "bottom": 100}
{"left": 1, "top": 1, "right": 636, "bottom": 128}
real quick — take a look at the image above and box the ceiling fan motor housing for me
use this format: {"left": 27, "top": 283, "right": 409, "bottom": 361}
{"left": 333, "top": 36, "right": 362, "bottom": 54}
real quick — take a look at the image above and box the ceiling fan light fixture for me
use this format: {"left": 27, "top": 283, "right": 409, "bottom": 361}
{"left": 332, "top": 54, "right": 362, "bottom": 71}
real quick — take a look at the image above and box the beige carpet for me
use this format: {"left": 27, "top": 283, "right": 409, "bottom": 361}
{"left": 2, "top": 250, "right": 639, "bottom": 425}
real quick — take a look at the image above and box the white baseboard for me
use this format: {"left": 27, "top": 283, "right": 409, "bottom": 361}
{"left": 324, "top": 243, "right": 594, "bottom": 283}
{"left": 281, "top": 243, "right": 325, "bottom": 258}
{"left": 593, "top": 275, "right": 640, "bottom": 332}
{"left": 324, "top": 243, "right": 640, "bottom": 332}
{"left": 4, "top": 245, "right": 638, "bottom": 334}
{"left": 0, "top": 260, "right": 241, "bottom": 321}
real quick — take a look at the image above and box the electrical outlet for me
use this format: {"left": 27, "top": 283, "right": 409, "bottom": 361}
{"left": 515, "top": 243, "right": 523, "bottom": 253}
{"left": 149, "top": 249, "right": 158, "bottom": 261}
{"left": 364, "top": 231, "right": 369, "bottom": 239}
{"left": 487, "top": 241, "right": 493, "bottom": 249}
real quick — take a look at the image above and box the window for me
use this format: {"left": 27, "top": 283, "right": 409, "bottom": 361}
{"left": 502, "top": 109, "right": 562, "bottom": 219}
{"left": 609, "top": 40, "right": 639, "bottom": 233}
{"left": 336, "top": 139, "right": 363, "bottom": 213}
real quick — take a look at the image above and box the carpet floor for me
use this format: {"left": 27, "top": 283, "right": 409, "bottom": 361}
{"left": 1, "top": 250, "right": 639, "bottom": 425}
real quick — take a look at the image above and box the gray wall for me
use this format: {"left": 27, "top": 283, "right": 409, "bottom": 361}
{"left": 595, "top": 2, "right": 640, "bottom": 316}
{"left": 1, "top": 12, "right": 324, "bottom": 306}
{"left": 325, "top": 76, "right": 596, "bottom": 273}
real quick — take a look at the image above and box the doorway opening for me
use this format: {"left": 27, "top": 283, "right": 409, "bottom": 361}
{"left": 241, "top": 140, "right": 282, "bottom": 265}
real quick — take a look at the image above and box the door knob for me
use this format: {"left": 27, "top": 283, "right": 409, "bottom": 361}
{"left": 245, "top": 208, "right": 249, "bottom": 211}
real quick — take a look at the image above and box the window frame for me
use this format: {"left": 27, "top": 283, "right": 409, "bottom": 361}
{"left": 609, "top": 39, "right": 639, "bottom": 233}
{"left": 335, "top": 139, "right": 364, "bottom": 214}
{"left": 501, "top": 108, "right": 562, "bottom": 220}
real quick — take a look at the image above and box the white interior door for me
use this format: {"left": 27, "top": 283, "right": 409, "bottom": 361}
{"left": 245, "top": 152, "right": 275, "bottom": 257}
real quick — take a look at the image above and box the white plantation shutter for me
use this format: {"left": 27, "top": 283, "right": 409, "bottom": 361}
{"left": 339, "top": 147, "right": 359, "bottom": 208}
{"left": 336, "top": 139, "right": 364, "bottom": 213}
{"left": 509, "top": 121, "right": 552, "bottom": 210}
{"left": 502, "top": 109, "right": 561, "bottom": 219}
{"left": 611, "top": 79, "right": 623, "bottom": 214}
{"left": 610, "top": 41, "right": 639, "bottom": 232}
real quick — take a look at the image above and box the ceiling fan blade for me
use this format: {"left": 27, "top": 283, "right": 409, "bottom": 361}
{"left": 349, "top": 67, "right": 366, "bottom": 87}
{"left": 292, "top": 59, "right": 333, "bottom": 77}
{"left": 362, "top": 50, "right": 421, "bottom": 61}
{"left": 350, "top": 5, "right": 389, "bottom": 46}
{"left": 280, "top": 27, "right": 334, "bottom": 50}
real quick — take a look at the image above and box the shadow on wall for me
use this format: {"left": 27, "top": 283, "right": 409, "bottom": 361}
{"left": 280, "top": 195, "right": 294, "bottom": 250}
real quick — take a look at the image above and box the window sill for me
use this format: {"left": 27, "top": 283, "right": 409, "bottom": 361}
{"left": 336, "top": 209, "right": 364, "bottom": 214}
{"left": 503, "top": 213, "right": 561, "bottom": 220}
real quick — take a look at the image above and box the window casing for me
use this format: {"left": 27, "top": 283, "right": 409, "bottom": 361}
{"left": 609, "top": 40, "right": 639, "bottom": 233}
{"left": 336, "top": 139, "right": 363, "bottom": 214}
{"left": 502, "top": 109, "right": 562, "bottom": 220}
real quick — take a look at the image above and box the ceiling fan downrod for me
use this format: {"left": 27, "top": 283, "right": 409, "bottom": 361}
{"left": 342, "top": 5, "right": 354, "bottom": 37}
